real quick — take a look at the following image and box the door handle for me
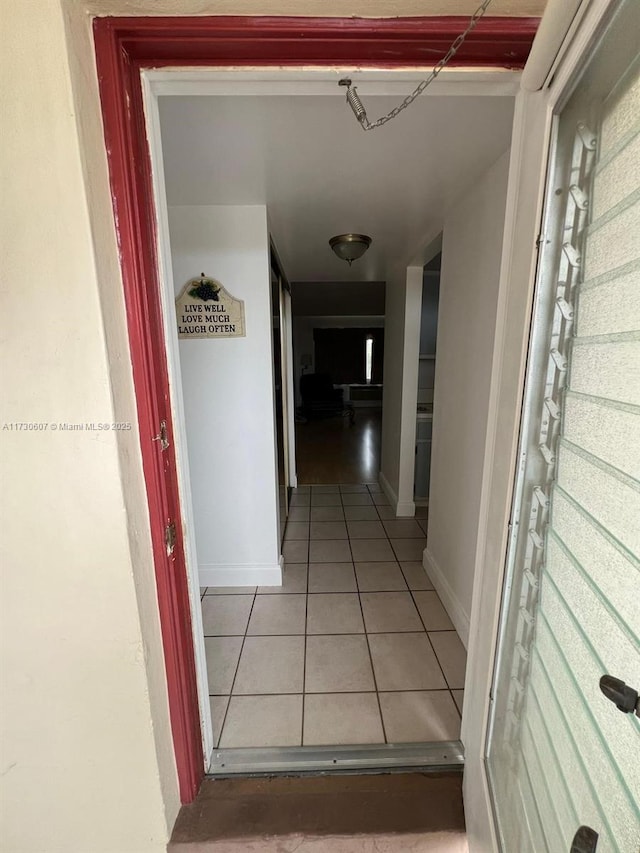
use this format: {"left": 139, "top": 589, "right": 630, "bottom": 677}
{"left": 570, "top": 826, "right": 598, "bottom": 853}
{"left": 599, "top": 675, "right": 640, "bottom": 716}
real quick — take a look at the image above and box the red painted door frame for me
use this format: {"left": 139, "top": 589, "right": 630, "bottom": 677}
{"left": 92, "top": 13, "right": 539, "bottom": 804}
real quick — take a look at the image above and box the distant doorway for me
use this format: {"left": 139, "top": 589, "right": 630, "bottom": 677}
{"left": 291, "top": 281, "right": 385, "bottom": 486}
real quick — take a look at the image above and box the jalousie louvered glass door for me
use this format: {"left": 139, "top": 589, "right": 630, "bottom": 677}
{"left": 487, "top": 2, "right": 640, "bottom": 850}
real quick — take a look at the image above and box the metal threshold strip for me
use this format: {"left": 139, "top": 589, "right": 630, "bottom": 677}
{"left": 208, "top": 740, "right": 464, "bottom": 777}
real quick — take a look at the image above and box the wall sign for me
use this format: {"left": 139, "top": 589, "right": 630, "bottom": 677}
{"left": 175, "top": 274, "right": 246, "bottom": 339}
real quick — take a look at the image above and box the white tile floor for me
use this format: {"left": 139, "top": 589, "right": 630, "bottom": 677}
{"left": 201, "top": 483, "right": 466, "bottom": 749}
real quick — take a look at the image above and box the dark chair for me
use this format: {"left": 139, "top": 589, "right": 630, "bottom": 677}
{"left": 300, "top": 374, "right": 354, "bottom": 423}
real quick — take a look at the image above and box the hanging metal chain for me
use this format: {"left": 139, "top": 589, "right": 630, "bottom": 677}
{"left": 341, "top": 0, "right": 494, "bottom": 131}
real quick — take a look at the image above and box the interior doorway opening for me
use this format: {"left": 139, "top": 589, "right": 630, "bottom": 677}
{"left": 292, "top": 278, "right": 385, "bottom": 486}
{"left": 270, "top": 247, "right": 294, "bottom": 544}
{"left": 144, "top": 66, "right": 516, "bottom": 774}
{"left": 414, "top": 247, "right": 441, "bottom": 509}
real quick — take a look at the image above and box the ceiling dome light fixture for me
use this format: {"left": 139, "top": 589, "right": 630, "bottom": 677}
{"left": 329, "top": 233, "right": 372, "bottom": 266}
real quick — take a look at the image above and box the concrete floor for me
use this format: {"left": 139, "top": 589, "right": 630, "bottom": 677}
{"left": 169, "top": 772, "right": 467, "bottom": 852}
{"left": 169, "top": 833, "right": 468, "bottom": 852}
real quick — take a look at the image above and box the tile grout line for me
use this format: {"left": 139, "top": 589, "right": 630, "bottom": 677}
{"left": 204, "top": 627, "right": 457, "bottom": 636}
{"left": 372, "top": 487, "right": 462, "bottom": 730}
{"left": 300, "top": 519, "right": 311, "bottom": 747}
{"left": 410, "top": 583, "right": 458, "bottom": 699}
{"left": 368, "top": 493, "right": 460, "bottom": 711}
{"left": 451, "top": 689, "right": 463, "bottom": 719}
{"left": 370, "top": 488, "right": 464, "bottom": 729}
{"left": 215, "top": 588, "right": 258, "bottom": 751}
{"left": 280, "top": 496, "right": 309, "bottom": 747}
{"left": 216, "top": 483, "right": 456, "bottom": 748}
{"left": 308, "top": 485, "right": 354, "bottom": 742}
{"left": 212, "top": 687, "right": 455, "bottom": 697}
{"left": 350, "top": 491, "right": 389, "bottom": 746}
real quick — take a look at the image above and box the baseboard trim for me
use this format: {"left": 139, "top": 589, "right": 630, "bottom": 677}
{"left": 423, "top": 549, "right": 470, "bottom": 649}
{"left": 378, "top": 470, "right": 398, "bottom": 510}
{"left": 379, "top": 471, "right": 416, "bottom": 518}
{"left": 396, "top": 499, "right": 416, "bottom": 517}
{"left": 199, "top": 559, "right": 283, "bottom": 588}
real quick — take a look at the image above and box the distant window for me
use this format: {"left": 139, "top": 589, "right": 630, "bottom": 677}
{"left": 313, "top": 328, "right": 383, "bottom": 384}
{"left": 365, "top": 336, "right": 374, "bottom": 385}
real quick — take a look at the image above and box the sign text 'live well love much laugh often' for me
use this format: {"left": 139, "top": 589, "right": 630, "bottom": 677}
{"left": 175, "top": 275, "right": 246, "bottom": 339}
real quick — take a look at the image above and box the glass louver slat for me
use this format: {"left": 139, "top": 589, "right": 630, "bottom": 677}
{"left": 562, "top": 392, "right": 640, "bottom": 481}
{"left": 551, "top": 488, "right": 640, "bottom": 637}
{"left": 578, "top": 265, "right": 640, "bottom": 336}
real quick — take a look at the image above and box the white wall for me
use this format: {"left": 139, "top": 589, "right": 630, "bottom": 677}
{"left": 424, "top": 150, "right": 511, "bottom": 646}
{"left": 379, "top": 266, "right": 422, "bottom": 516}
{"left": 380, "top": 272, "right": 405, "bottom": 506}
{"left": 1, "top": 2, "right": 180, "bottom": 852}
{"left": 418, "top": 270, "right": 441, "bottom": 395}
{"left": 167, "top": 205, "right": 282, "bottom": 587}
{"left": 396, "top": 266, "right": 424, "bottom": 514}
{"left": 291, "top": 281, "right": 385, "bottom": 317}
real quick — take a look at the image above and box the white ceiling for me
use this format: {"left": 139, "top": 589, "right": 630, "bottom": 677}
{"left": 159, "top": 88, "right": 514, "bottom": 281}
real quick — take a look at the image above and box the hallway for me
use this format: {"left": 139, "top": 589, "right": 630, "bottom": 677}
{"left": 161, "top": 68, "right": 507, "bottom": 775}
{"left": 201, "top": 483, "right": 466, "bottom": 751}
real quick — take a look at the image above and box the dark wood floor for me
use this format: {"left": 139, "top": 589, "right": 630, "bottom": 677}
{"left": 295, "top": 408, "right": 382, "bottom": 485}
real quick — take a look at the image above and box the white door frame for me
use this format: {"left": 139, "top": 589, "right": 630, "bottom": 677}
{"left": 141, "top": 83, "right": 215, "bottom": 764}
{"left": 141, "top": 67, "right": 521, "bottom": 765}
{"left": 282, "top": 287, "right": 297, "bottom": 489}
{"left": 462, "top": 1, "right": 619, "bottom": 849}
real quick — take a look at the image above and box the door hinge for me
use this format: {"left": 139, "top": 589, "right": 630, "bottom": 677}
{"left": 165, "top": 521, "right": 177, "bottom": 556}
{"left": 153, "top": 419, "right": 169, "bottom": 451}
{"left": 576, "top": 122, "right": 597, "bottom": 151}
